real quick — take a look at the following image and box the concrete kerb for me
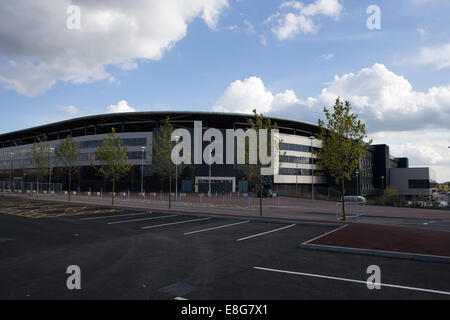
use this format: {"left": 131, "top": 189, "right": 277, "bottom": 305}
{"left": 0, "top": 194, "right": 343, "bottom": 228}
{"left": 299, "top": 240, "right": 450, "bottom": 264}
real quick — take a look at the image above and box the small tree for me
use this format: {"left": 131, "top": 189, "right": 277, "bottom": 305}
{"left": 31, "top": 136, "right": 51, "bottom": 198}
{"left": 55, "top": 135, "right": 80, "bottom": 201}
{"left": 246, "top": 109, "right": 279, "bottom": 217}
{"left": 150, "top": 117, "right": 176, "bottom": 209}
{"left": 95, "top": 128, "right": 133, "bottom": 205}
{"left": 315, "top": 98, "right": 372, "bottom": 221}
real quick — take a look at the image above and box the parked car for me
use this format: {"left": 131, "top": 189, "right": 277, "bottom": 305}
{"left": 433, "top": 201, "right": 448, "bottom": 207}
{"left": 342, "top": 195, "right": 366, "bottom": 203}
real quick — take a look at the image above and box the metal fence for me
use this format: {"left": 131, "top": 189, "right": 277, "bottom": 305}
{"left": 0, "top": 181, "right": 62, "bottom": 194}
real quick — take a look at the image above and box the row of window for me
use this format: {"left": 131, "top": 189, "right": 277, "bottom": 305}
{"left": 78, "top": 138, "right": 147, "bottom": 149}
{"left": 0, "top": 151, "right": 147, "bottom": 169}
{"left": 280, "top": 143, "right": 320, "bottom": 154}
{"left": 278, "top": 168, "right": 326, "bottom": 176}
{"left": 280, "top": 155, "right": 314, "bottom": 164}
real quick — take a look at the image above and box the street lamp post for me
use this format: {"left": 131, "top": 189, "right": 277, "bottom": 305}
{"left": 9, "top": 152, "right": 14, "bottom": 191}
{"left": 173, "top": 136, "right": 180, "bottom": 202}
{"left": 49, "top": 147, "right": 54, "bottom": 194}
{"left": 208, "top": 150, "right": 212, "bottom": 197}
{"left": 295, "top": 157, "right": 298, "bottom": 195}
{"left": 309, "top": 136, "right": 315, "bottom": 201}
{"left": 141, "top": 146, "right": 146, "bottom": 196}
{"left": 381, "top": 176, "right": 385, "bottom": 195}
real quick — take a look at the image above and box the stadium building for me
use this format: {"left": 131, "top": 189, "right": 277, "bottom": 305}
{"left": 0, "top": 112, "right": 436, "bottom": 199}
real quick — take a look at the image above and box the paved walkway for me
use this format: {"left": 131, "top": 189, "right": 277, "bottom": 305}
{"left": 1, "top": 192, "right": 449, "bottom": 224}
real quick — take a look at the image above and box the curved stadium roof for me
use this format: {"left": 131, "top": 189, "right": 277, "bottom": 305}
{"left": 0, "top": 111, "right": 320, "bottom": 148}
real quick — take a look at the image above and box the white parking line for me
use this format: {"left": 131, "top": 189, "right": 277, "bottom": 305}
{"left": 253, "top": 266, "right": 450, "bottom": 296}
{"left": 107, "top": 214, "right": 175, "bottom": 225}
{"left": 141, "top": 217, "right": 211, "bottom": 230}
{"left": 236, "top": 224, "right": 296, "bottom": 242}
{"left": 184, "top": 220, "right": 250, "bottom": 235}
{"left": 302, "top": 224, "right": 348, "bottom": 245}
{"left": 80, "top": 211, "right": 152, "bottom": 221}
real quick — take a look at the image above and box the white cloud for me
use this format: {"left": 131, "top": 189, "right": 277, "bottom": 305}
{"left": 416, "top": 43, "right": 450, "bottom": 69}
{"left": 0, "top": 0, "right": 229, "bottom": 96}
{"left": 266, "top": 0, "right": 342, "bottom": 40}
{"left": 322, "top": 53, "right": 334, "bottom": 60}
{"left": 417, "top": 27, "right": 428, "bottom": 40}
{"left": 212, "top": 64, "right": 450, "bottom": 182}
{"left": 59, "top": 105, "right": 80, "bottom": 115}
{"left": 214, "top": 63, "right": 450, "bottom": 132}
{"left": 106, "top": 100, "right": 136, "bottom": 113}
{"left": 213, "top": 76, "right": 306, "bottom": 114}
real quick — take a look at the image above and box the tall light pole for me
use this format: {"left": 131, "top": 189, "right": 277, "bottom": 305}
{"left": 208, "top": 150, "right": 212, "bottom": 197}
{"left": 173, "top": 136, "right": 180, "bottom": 201}
{"left": 295, "top": 157, "right": 298, "bottom": 195}
{"left": 9, "top": 152, "right": 14, "bottom": 190}
{"left": 381, "top": 176, "right": 385, "bottom": 195}
{"left": 49, "top": 146, "right": 54, "bottom": 194}
{"left": 309, "top": 136, "right": 315, "bottom": 201}
{"left": 140, "top": 146, "right": 146, "bottom": 195}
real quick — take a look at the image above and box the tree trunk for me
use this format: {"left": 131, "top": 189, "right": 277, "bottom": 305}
{"left": 68, "top": 171, "right": 72, "bottom": 201}
{"left": 341, "top": 177, "right": 346, "bottom": 221}
{"left": 112, "top": 178, "right": 115, "bottom": 206}
{"left": 169, "top": 174, "right": 172, "bottom": 209}
{"left": 259, "top": 175, "right": 263, "bottom": 217}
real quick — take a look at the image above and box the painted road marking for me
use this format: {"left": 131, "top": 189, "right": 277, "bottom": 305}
{"left": 253, "top": 266, "right": 450, "bottom": 296}
{"left": 81, "top": 211, "right": 152, "bottom": 221}
{"left": 302, "top": 224, "right": 348, "bottom": 245}
{"left": 184, "top": 220, "right": 250, "bottom": 235}
{"left": 141, "top": 217, "right": 212, "bottom": 230}
{"left": 236, "top": 224, "right": 296, "bottom": 242}
{"left": 108, "top": 214, "right": 175, "bottom": 225}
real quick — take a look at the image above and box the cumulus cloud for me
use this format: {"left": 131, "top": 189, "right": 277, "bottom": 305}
{"left": 214, "top": 63, "right": 450, "bottom": 132}
{"left": 0, "top": 0, "right": 229, "bottom": 96}
{"left": 266, "top": 0, "right": 343, "bottom": 40}
{"left": 416, "top": 43, "right": 450, "bottom": 69}
{"left": 59, "top": 105, "right": 80, "bottom": 115}
{"left": 106, "top": 100, "right": 135, "bottom": 113}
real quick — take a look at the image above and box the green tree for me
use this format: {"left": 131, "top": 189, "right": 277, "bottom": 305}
{"left": 315, "top": 98, "right": 372, "bottom": 221}
{"left": 31, "top": 136, "right": 51, "bottom": 198}
{"left": 55, "top": 135, "right": 80, "bottom": 201}
{"left": 149, "top": 117, "right": 176, "bottom": 209}
{"left": 246, "top": 109, "right": 280, "bottom": 217}
{"left": 94, "top": 128, "right": 133, "bottom": 205}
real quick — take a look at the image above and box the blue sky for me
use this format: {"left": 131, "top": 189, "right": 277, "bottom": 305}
{"left": 0, "top": 0, "right": 449, "bottom": 181}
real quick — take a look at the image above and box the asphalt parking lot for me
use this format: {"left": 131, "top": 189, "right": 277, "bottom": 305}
{"left": 1, "top": 199, "right": 450, "bottom": 300}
